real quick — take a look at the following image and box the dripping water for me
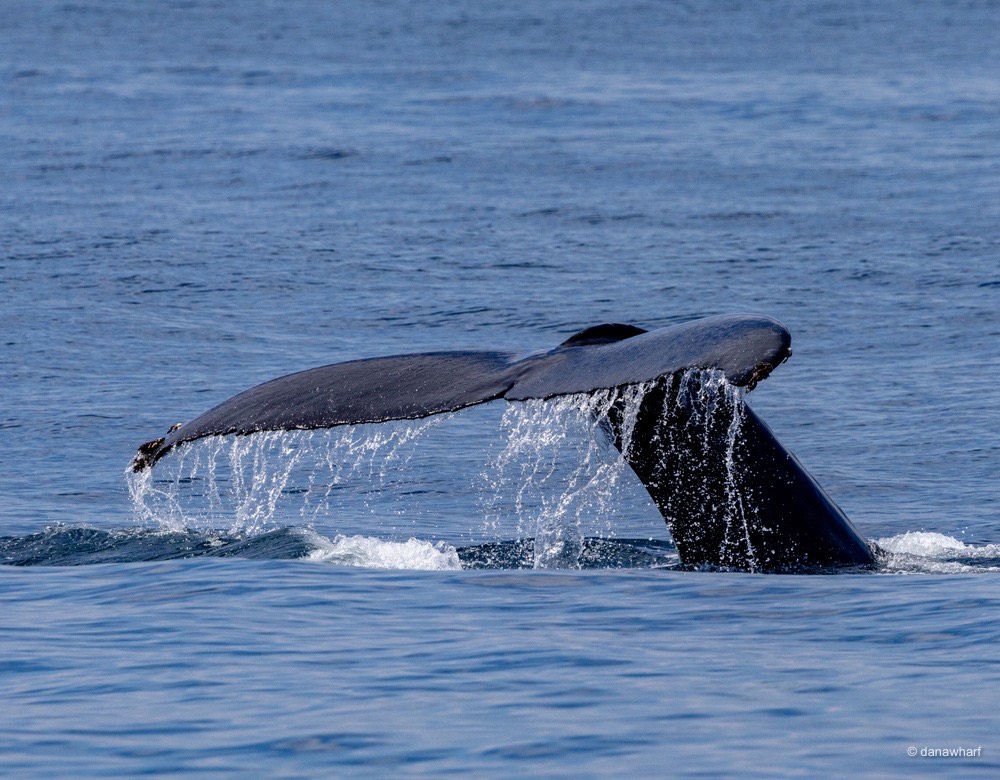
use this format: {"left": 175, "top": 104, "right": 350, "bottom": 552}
{"left": 484, "top": 383, "right": 659, "bottom": 569}
{"left": 673, "top": 369, "right": 758, "bottom": 571}
{"left": 126, "top": 416, "right": 450, "bottom": 535}
{"left": 125, "top": 371, "right": 760, "bottom": 570}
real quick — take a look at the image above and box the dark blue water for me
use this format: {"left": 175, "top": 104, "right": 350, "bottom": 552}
{"left": 2, "top": 0, "right": 998, "bottom": 775}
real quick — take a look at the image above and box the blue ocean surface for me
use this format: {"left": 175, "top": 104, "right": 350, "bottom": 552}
{"left": 2, "top": 0, "right": 998, "bottom": 775}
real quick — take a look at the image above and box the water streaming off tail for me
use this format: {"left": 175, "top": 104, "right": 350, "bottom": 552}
{"left": 485, "top": 371, "right": 759, "bottom": 569}
{"left": 673, "top": 369, "right": 757, "bottom": 570}
{"left": 126, "top": 417, "right": 451, "bottom": 535}
{"left": 484, "top": 384, "right": 661, "bottom": 569}
{"left": 124, "top": 372, "right": 757, "bottom": 569}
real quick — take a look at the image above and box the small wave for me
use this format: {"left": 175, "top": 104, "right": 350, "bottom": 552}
{"left": 0, "top": 524, "right": 675, "bottom": 571}
{"left": 0, "top": 525, "right": 462, "bottom": 570}
{"left": 306, "top": 534, "right": 462, "bottom": 571}
{"left": 458, "top": 537, "right": 679, "bottom": 570}
{"left": 877, "top": 532, "right": 1000, "bottom": 573}
{"left": 4, "top": 525, "right": 996, "bottom": 573}
{"left": 0, "top": 525, "right": 318, "bottom": 566}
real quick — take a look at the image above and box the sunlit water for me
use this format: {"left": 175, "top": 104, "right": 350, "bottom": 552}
{"left": 2, "top": 0, "right": 998, "bottom": 775}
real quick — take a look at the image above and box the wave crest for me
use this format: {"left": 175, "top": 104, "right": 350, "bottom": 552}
{"left": 877, "top": 532, "right": 1000, "bottom": 573}
{"left": 306, "top": 534, "right": 462, "bottom": 571}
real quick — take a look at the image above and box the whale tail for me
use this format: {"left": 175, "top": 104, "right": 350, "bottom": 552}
{"left": 130, "top": 315, "right": 877, "bottom": 572}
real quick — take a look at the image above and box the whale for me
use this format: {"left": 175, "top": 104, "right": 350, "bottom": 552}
{"left": 132, "top": 314, "right": 878, "bottom": 572}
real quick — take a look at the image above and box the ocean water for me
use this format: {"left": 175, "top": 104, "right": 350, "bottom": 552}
{"left": 2, "top": 0, "right": 998, "bottom": 775}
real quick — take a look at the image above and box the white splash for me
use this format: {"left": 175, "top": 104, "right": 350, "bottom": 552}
{"left": 877, "top": 531, "right": 1000, "bottom": 573}
{"left": 306, "top": 534, "right": 462, "bottom": 570}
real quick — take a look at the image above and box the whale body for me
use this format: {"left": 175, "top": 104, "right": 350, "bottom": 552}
{"left": 132, "top": 315, "right": 877, "bottom": 572}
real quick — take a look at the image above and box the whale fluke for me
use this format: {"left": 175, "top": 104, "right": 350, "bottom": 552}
{"left": 132, "top": 315, "right": 790, "bottom": 471}
{"left": 131, "top": 314, "right": 876, "bottom": 572}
